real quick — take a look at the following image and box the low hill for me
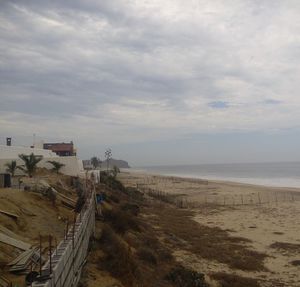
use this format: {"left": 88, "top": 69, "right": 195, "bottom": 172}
{"left": 103, "top": 158, "right": 130, "bottom": 169}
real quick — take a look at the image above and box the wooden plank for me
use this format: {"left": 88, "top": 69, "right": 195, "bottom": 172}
{"left": 61, "top": 198, "right": 75, "bottom": 209}
{"left": 8, "top": 249, "right": 32, "bottom": 266}
{"left": 0, "top": 209, "right": 19, "bottom": 219}
{"left": 0, "top": 275, "right": 11, "bottom": 287}
{"left": 0, "top": 232, "right": 31, "bottom": 251}
{"left": 56, "top": 192, "right": 76, "bottom": 204}
{"left": 9, "top": 249, "right": 39, "bottom": 272}
{"left": 0, "top": 225, "right": 21, "bottom": 239}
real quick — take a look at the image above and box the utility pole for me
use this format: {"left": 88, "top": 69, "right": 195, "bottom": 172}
{"left": 105, "top": 148, "right": 112, "bottom": 172}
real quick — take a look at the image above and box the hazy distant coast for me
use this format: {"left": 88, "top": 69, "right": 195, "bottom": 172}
{"left": 130, "top": 161, "right": 300, "bottom": 188}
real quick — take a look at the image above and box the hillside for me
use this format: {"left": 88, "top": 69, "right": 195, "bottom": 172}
{"left": 103, "top": 158, "right": 130, "bottom": 169}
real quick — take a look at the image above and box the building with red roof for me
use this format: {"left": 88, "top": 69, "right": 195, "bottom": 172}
{"left": 43, "top": 141, "right": 76, "bottom": 157}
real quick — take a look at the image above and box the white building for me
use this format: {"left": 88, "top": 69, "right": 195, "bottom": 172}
{"left": 0, "top": 145, "right": 85, "bottom": 177}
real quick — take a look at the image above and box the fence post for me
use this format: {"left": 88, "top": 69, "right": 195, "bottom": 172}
{"left": 39, "top": 234, "right": 42, "bottom": 276}
{"left": 49, "top": 235, "right": 52, "bottom": 275}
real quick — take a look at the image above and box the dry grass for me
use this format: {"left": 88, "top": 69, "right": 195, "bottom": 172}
{"left": 98, "top": 225, "right": 139, "bottom": 286}
{"left": 269, "top": 242, "right": 300, "bottom": 253}
{"left": 211, "top": 272, "right": 260, "bottom": 287}
{"left": 145, "top": 205, "right": 267, "bottom": 271}
{"left": 96, "top": 173, "right": 300, "bottom": 287}
{"left": 95, "top": 183, "right": 210, "bottom": 287}
{"left": 102, "top": 206, "right": 140, "bottom": 234}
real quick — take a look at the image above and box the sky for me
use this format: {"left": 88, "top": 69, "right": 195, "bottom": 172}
{"left": 1, "top": 0, "right": 300, "bottom": 166}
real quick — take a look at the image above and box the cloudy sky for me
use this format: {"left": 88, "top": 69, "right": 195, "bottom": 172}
{"left": 1, "top": 0, "right": 300, "bottom": 165}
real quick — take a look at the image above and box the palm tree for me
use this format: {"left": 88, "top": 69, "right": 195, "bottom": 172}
{"left": 18, "top": 153, "right": 43, "bottom": 177}
{"left": 5, "top": 160, "right": 18, "bottom": 177}
{"left": 47, "top": 160, "right": 65, "bottom": 174}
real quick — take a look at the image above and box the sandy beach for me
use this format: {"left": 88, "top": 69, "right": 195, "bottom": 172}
{"left": 118, "top": 171, "right": 300, "bottom": 287}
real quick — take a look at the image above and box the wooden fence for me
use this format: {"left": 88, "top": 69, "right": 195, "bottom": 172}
{"left": 32, "top": 184, "right": 96, "bottom": 287}
{"left": 140, "top": 186, "right": 300, "bottom": 208}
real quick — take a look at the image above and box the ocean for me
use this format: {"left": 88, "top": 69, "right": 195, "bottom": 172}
{"left": 134, "top": 162, "right": 300, "bottom": 188}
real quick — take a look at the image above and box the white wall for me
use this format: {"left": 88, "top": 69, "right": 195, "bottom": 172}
{"left": 0, "top": 145, "right": 84, "bottom": 177}
{"left": 40, "top": 156, "right": 84, "bottom": 176}
{"left": 0, "top": 145, "right": 57, "bottom": 159}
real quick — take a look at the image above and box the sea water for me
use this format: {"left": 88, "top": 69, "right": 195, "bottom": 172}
{"left": 134, "top": 162, "right": 300, "bottom": 188}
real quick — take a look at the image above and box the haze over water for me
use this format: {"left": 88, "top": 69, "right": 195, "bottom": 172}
{"left": 137, "top": 162, "right": 300, "bottom": 188}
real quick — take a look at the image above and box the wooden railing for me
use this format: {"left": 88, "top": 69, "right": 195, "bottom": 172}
{"left": 32, "top": 184, "right": 96, "bottom": 287}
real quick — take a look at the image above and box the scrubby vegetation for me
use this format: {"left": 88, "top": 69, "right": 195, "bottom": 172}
{"left": 82, "top": 173, "right": 266, "bottom": 287}
{"left": 269, "top": 242, "right": 300, "bottom": 253}
{"left": 166, "top": 266, "right": 209, "bottom": 287}
{"left": 100, "top": 170, "right": 126, "bottom": 191}
{"left": 211, "top": 272, "right": 260, "bottom": 287}
{"left": 102, "top": 206, "right": 140, "bottom": 234}
{"left": 87, "top": 174, "right": 210, "bottom": 287}
{"left": 99, "top": 225, "right": 139, "bottom": 286}
{"left": 145, "top": 205, "right": 266, "bottom": 272}
{"left": 137, "top": 247, "right": 158, "bottom": 265}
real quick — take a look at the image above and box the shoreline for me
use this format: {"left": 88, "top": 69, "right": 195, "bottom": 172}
{"left": 121, "top": 169, "right": 300, "bottom": 192}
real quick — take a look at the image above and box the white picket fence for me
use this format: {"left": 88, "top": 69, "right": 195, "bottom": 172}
{"left": 32, "top": 186, "right": 96, "bottom": 287}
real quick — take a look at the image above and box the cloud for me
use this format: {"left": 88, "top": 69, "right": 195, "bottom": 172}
{"left": 208, "top": 101, "right": 229, "bottom": 109}
{"left": 1, "top": 0, "right": 300, "bottom": 159}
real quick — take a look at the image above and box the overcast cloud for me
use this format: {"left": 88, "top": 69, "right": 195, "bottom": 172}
{"left": 1, "top": 0, "right": 300, "bottom": 164}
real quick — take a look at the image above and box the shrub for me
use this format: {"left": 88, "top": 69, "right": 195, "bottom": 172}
{"left": 121, "top": 203, "right": 140, "bottom": 216}
{"left": 99, "top": 225, "right": 138, "bottom": 285}
{"left": 107, "top": 193, "right": 120, "bottom": 203}
{"left": 100, "top": 171, "right": 126, "bottom": 192}
{"left": 290, "top": 260, "right": 300, "bottom": 266}
{"left": 211, "top": 272, "right": 260, "bottom": 287}
{"left": 124, "top": 187, "right": 144, "bottom": 202}
{"left": 166, "top": 266, "right": 209, "bottom": 287}
{"left": 137, "top": 248, "right": 157, "bottom": 265}
{"left": 103, "top": 207, "right": 140, "bottom": 234}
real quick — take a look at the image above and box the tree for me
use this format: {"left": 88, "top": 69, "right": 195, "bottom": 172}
{"left": 18, "top": 153, "right": 43, "bottom": 177}
{"left": 105, "top": 148, "right": 112, "bottom": 171}
{"left": 5, "top": 160, "right": 18, "bottom": 177}
{"left": 112, "top": 165, "right": 120, "bottom": 178}
{"left": 47, "top": 160, "right": 65, "bottom": 174}
{"left": 91, "top": 156, "right": 101, "bottom": 169}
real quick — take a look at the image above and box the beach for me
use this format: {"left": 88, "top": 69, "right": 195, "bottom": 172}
{"left": 118, "top": 171, "right": 300, "bottom": 287}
